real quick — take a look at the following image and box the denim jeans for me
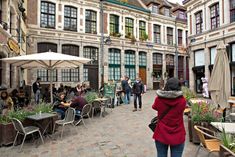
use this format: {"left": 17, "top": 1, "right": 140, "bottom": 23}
{"left": 125, "top": 90, "right": 131, "bottom": 104}
{"left": 34, "top": 90, "right": 40, "bottom": 104}
{"left": 54, "top": 108, "right": 65, "bottom": 119}
{"left": 134, "top": 94, "right": 142, "bottom": 109}
{"left": 155, "top": 140, "right": 184, "bottom": 157}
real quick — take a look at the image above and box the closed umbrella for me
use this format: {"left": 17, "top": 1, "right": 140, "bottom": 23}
{"left": 208, "top": 41, "right": 231, "bottom": 109}
{"left": 1, "top": 51, "right": 91, "bottom": 103}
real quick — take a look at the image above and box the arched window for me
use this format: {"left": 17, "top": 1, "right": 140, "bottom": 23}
{"left": 125, "top": 50, "right": 135, "bottom": 80}
{"left": 109, "top": 48, "right": 121, "bottom": 81}
{"left": 61, "top": 44, "right": 79, "bottom": 82}
{"left": 37, "top": 42, "right": 57, "bottom": 81}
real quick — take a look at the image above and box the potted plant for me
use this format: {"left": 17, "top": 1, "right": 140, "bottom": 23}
{"left": 140, "top": 32, "right": 148, "bottom": 41}
{"left": 131, "top": 35, "right": 136, "bottom": 44}
{"left": 189, "top": 100, "right": 221, "bottom": 143}
{"left": 219, "top": 129, "right": 235, "bottom": 157}
{"left": 181, "top": 86, "right": 197, "bottom": 103}
{"left": 84, "top": 92, "right": 98, "bottom": 104}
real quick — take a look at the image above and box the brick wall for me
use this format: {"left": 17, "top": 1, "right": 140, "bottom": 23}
{"left": 27, "top": 0, "right": 38, "bottom": 25}
{"left": 103, "top": 13, "right": 108, "bottom": 34}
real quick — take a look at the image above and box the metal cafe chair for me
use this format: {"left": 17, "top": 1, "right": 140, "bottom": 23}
{"left": 12, "top": 118, "right": 44, "bottom": 151}
{"left": 53, "top": 107, "right": 76, "bottom": 139}
{"left": 74, "top": 104, "right": 92, "bottom": 126}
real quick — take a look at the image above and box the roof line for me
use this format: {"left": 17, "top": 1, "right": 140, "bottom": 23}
{"left": 105, "top": 0, "right": 151, "bottom": 13}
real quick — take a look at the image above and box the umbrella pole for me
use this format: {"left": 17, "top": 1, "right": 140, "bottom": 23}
{"left": 49, "top": 61, "right": 53, "bottom": 104}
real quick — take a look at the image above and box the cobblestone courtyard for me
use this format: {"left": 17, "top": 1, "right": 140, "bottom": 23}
{"left": 0, "top": 91, "right": 218, "bottom": 157}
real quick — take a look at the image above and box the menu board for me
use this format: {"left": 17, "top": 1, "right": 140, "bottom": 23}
{"left": 103, "top": 83, "right": 116, "bottom": 98}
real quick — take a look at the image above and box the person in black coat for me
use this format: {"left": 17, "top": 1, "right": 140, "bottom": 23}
{"left": 32, "top": 77, "right": 41, "bottom": 104}
{"left": 132, "top": 77, "right": 144, "bottom": 111}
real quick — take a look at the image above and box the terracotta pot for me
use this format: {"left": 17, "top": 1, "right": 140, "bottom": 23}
{"left": 220, "top": 145, "right": 235, "bottom": 157}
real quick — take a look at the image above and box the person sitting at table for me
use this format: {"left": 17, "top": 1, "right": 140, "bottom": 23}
{"left": 70, "top": 95, "right": 88, "bottom": 114}
{"left": 53, "top": 92, "right": 71, "bottom": 119}
{"left": 17, "top": 87, "right": 26, "bottom": 107}
{"left": 0, "top": 91, "right": 14, "bottom": 116}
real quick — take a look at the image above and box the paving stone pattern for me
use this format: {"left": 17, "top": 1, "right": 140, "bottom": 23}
{"left": 0, "top": 91, "right": 218, "bottom": 157}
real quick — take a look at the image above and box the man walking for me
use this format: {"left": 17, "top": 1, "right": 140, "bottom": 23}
{"left": 132, "top": 77, "right": 144, "bottom": 111}
{"left": 33, "top": 77, "right": 41, "bottom": 104}
{"left": 121, "top": 76, "right": 131, "bottom": 104}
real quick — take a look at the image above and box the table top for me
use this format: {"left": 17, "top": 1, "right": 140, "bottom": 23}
{"left": 95, "top": 98, "right": 109, "bottom": 101}
{"left": 211, "top": 122, "right": 235, "bottom": 134}
{"left": 27, "top": 113, "right": 56, "bottom": 121}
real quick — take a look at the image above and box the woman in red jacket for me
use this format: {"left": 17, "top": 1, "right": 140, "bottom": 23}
{"left": 152, "top": 77, "right": 186, "bottom": 157}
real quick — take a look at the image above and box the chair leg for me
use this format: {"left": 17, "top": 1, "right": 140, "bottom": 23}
{"left": 38, "top": 131, "right": 44, "bottom": 144}
{"left": 194, "top": 145, "right": 201, "bottom": 157}
{"left": 61, "top": 125, "right": 64, "bottom": 139}
{"left": 13, "top": 132, "right": 19, "bottom": 147}
{"left": 53, "top": 123, "right": 56, "bottom": 133}
{"left": 82, "top": 118, "right": 87, "bottom": 128}
{"left": 20, "top": 135, "right": 27, "bottom": 151}
{"left": 87, "top": 114, "right": 92, "bottom": 122}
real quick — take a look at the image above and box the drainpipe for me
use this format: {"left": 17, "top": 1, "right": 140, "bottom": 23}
{"left": 100, "top": 0, "right": 104, "bottom": 87}
{"left": 175, "top": 17, "right": 179, "bottom": 79}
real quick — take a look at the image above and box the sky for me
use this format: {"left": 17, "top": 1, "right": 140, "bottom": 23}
{"left": 168, "top": 0, "right": 183, "bottom": 4}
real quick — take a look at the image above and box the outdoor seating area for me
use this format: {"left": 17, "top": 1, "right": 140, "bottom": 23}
{"left": 0, "top": 82, "right": 126, "bottom": 152}
{"left": 182, "top": 86, "right": 235, "bottom": 157}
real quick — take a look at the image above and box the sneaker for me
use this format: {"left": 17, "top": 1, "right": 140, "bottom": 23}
{"left": 132, "top": 108, "right": 137, "bottom": 112}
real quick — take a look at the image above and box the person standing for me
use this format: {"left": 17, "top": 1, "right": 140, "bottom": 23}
{"left": 132, "top": 77, "right": 144, "bottom": 111}
{"left": 121, "top": 76, "right": 130, "bottom": 104}
{"left": 32, "top": 77, "right": 41, "bottom": 104}
{"left": 152, "top": 77, "right": 186, "bottom": 157}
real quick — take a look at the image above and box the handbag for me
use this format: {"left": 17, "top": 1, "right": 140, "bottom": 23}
{"left": 148, "top": 106, "right": 172, "bottom": 132}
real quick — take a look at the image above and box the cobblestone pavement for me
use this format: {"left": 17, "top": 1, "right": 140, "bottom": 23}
{"left": 0, "top": 90, "right": 218, "bottom": 157}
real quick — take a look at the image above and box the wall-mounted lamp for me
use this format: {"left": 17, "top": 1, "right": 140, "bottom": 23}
{"left": 104, "top": 36, "right": 112, "bottom": 45}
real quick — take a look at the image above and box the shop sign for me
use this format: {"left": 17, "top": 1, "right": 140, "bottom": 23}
{"left": 7, "top": 38, "right": 20, "bottom": 54}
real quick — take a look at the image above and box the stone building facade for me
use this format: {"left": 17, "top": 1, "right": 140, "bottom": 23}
{"left": 0, "top": 0, "right": 27, "bottom": 89}
{"left": 26, "top": 0, "right": 188, "bottom": 90}
{"left": 184, "top": 0, "right": 235, "bottom": 95}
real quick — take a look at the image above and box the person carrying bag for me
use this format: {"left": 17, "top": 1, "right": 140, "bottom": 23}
{"left": 151, "top": 78, "right": 186, "bottom": 157}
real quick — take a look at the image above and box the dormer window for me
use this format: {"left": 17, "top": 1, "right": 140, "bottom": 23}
{"left": 178, "top": 11, "right": 186, "bottom": 20}
{"left": 152, "top": 5, "right": 159, "bottom": 14}
{"left": 164, "top": 8, "right": 170, "bottom": 16}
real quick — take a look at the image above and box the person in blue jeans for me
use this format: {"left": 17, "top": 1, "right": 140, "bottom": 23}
{"left": 152, "top": 78, "right": 186, "bottom": 157}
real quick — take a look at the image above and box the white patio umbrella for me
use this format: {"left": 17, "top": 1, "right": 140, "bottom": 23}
{"left": 208, "top": 41, "right": 231, "bottom": 109}
{"left": 1, "top": 51, "right": 91, "bottom": 103}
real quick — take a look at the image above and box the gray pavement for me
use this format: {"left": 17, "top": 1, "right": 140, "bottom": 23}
{"left": 0, "top": 90, "right": 218, "bottom": 157}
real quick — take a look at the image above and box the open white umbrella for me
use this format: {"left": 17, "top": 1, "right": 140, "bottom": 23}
{"left": 1, "top": 51, "right": 91, "bottom": 103}
{"left": 208, "top": 41, "right": 231, "bottom": 109}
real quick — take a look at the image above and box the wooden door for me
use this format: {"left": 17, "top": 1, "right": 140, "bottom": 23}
{"left": 139, "top": 67, "right": 146, "bottom": 85}
{"left": 86, "top": 65, "right": 98, "bottom": 90}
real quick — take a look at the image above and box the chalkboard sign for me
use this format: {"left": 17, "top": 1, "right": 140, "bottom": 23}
{"left": 103, "top": 83, "right": 116, "bottom": 98}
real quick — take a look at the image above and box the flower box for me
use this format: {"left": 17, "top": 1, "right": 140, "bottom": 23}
{"left": 220, "top": 145, "right": 235, "bottom": 157}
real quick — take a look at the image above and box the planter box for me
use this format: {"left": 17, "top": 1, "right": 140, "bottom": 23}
{"left": 0, "top": 123, "right": 17, "bottom": 146}
{"left": 220, "top": 145, "right": 235, "bottom": 157}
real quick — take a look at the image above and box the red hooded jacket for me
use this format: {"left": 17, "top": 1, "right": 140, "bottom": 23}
{"left": 152, "top": 90, "right": 186, "bottom": 145}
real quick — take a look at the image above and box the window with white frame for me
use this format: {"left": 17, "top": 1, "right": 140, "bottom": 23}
{"left": 85, "top": 10, "right": 97, "bottom": 34}
{"left": 125, "top": 50, "right": 135, "bottom": 80}
{"left": 195, "top": 11, "right": 203, "bottom": 34}
{"left": 109, "top": 48, "right": 121, "bottom": 81}
{"left": 139, "top": 52, "right": 147, "bottom": 67}
{"left": 167, "top": 27, "right": 173, "bottom": 45}
{"left": 210, "top": 47, "right": 217, "bottom": 65}
{"left": 125, "top": 18, "right": 134, "bottom": 37}
{"left": 210, "top": 3, "right": 220, "bottom": 29}
{"left": 153, "top": 24, "right": 161, "bottom": 44}
{"left": 195, "top": 50, "right": 205, "bottom": 66}
{"left": 64, "top": 6, "right": 77, "bottom": 31}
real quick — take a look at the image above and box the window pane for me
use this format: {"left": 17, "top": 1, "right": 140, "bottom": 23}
{"left": 85, "top": 10, "right": 97, "bottom": 33}
{"left": 40, "top": 1, "right": 55, "bottom": 28}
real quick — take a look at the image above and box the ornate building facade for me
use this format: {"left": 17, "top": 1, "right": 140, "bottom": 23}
{"left": 25, "top": 0, "right": 188, "bottom": 90}
{"left": 184, "top": 0, "right": 235, "bottom": 95}
{"left": 0, "top": 0, "right": 27, "bottom": 88}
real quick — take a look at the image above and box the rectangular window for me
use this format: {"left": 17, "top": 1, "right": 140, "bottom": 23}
{"left": 125, "top": 51, "right": 135, "bottom": 80}
{"left": 210, "top": 3, "right": 220, "bottom": 29}
{"left": 153, "top": 25, "right": 161, "bottom": 44}
{"left": 164, "top": 8, "right": 170, "bottom": 16}
{"left": 83, "top": 68, "right": 88, "bottom": 81}
{"left": 139, "top": 52, "right": 147, "bottom": 66}
{"left": 62, "top": 69, "right": 79, "bottom": 82}
{"left": 195, "top": 11, "right": 203, "bottom": 34}
{"left": 85, "top": 10, "right": 97, "bottom": 34}
{"left": 37, "top": 69, "right": 57, "bottom": 82}
{"left": 195, "top": 50, "right": 205, "bottom": 66}
{"left": 210, "top": 47, "right": 217, "bottom": 65}
{"left": 178, "top": 29, "right": 182, "bottom": 46}
{"left": 166, "top": 55, "right": 174, "bottom": 66}
{"left": 40, "top": 1, "right": 55, "bottom": 28}
{"left": 64, "top": 6, "right": 77, "bottom": 31}
{"left": 125, "top": 18, "right": 134, "bottom": 37}
{"left": 109, "top": 49, "right": 121, "bottom": 81}
{"left": 178, "top": 11, "right": 186, "bottom": 20}
{"left": 167, "top": 27, "right": 173, "bottom": 45}
{"left": 153, "top": 53, "right": 162, "bottom": 65}
{"left": 110, "top": 14, "right": 119, "bottom": 35}
{"left": 230, "top": 0, "right": 235, "bottom": 23}
{"left": 186, "top": 31, "right": 188, "bottom": 45}
{"left": 152, "top": 5, "right": 159, "bottom": 14}
{"left": 139, "top": 21, "right": 146, "bottom": 40}
{"left": 83, "top": 47, "right": 98, "bottom": 65}
{"left": 125, "top": 52, "right": 135, "bottom": 65}
{"left": 125, "top": 68, "right": 136, "bottom": 80}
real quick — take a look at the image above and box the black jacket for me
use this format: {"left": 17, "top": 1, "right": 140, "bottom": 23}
{"left": 132, "top": 81, "right": 144, "bottom": 94}
{"left": 32, "top": 82, "right": 40, "bottom": 94}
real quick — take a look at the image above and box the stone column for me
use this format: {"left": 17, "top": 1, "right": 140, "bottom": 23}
{"left": 135, "top": 50, "right": 139, "bottom": 78}
{"left": 79, "top": 44, "right": 84, "bottom": 82}
{"left": 162, "top": 53, "right": 167, "bottom": 83}
{"left": 189, "top": 50, "right": 195, "bottom": 91}
{"left": 147, "top": 48, "right": 153, "bottom": 89}
{"left": 204, "top": 47, "right": 210, "bottom": 81}
{"left": 121, "top": 49, "right": 125, "bottom": 77}
{"left": 103, "top": 46, "right": 109, "bottom": 83}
